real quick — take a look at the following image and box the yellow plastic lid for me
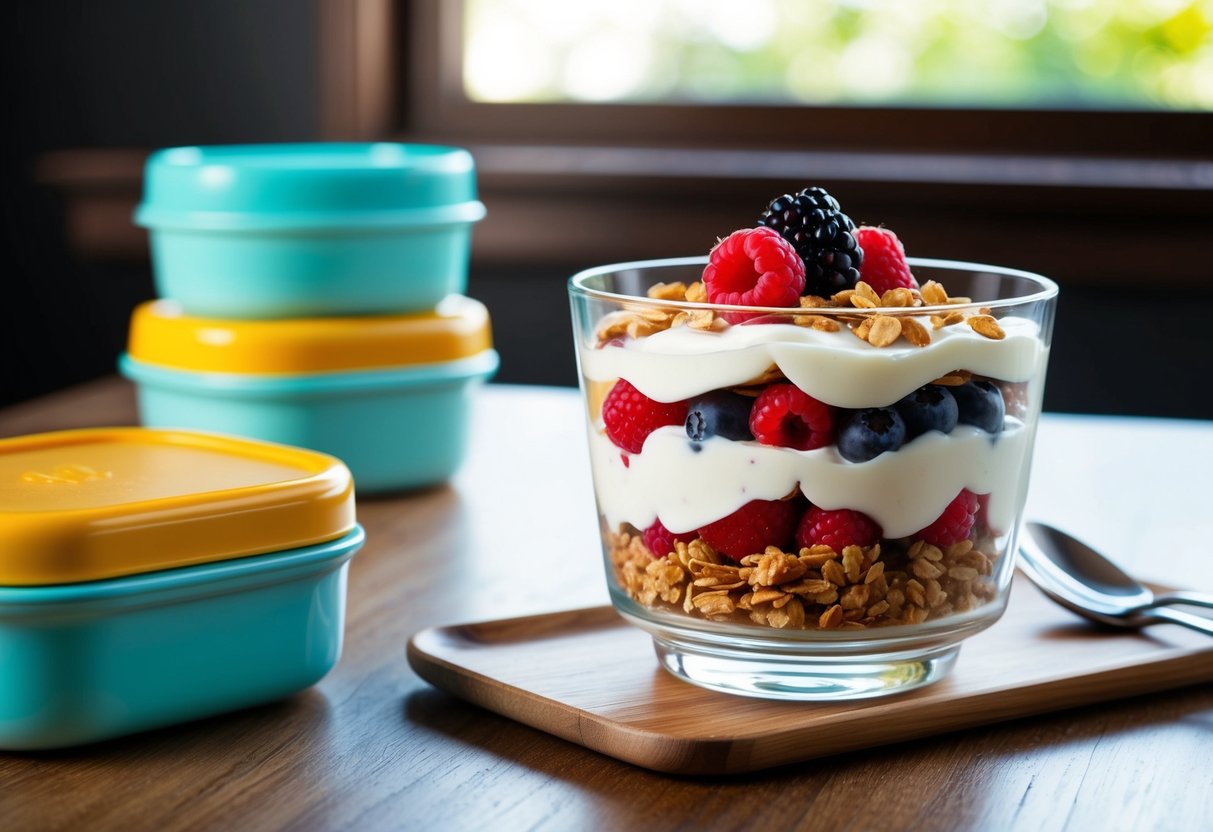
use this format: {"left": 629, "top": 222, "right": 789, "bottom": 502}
{"left": 0, "top": 428, "right": 356, "bottom": 586}
{"left": 127, "top": 295, "right": 493, "bottom": 374}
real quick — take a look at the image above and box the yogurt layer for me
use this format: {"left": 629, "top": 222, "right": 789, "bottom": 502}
{"left": 581, "top": 316, "right": 1046, "bottom": 409}
{"left": 589, "top": 421, "right": 1033, "bottom": 538}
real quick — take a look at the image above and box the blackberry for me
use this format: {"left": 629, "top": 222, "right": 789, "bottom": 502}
{"left": 758, "top": 187, "right": 863, "bottom": 297}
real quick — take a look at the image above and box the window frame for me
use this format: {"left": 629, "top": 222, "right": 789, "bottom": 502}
{"left": 392, "top": 0, "right": 1211, "bottom": 158}
{"left": 312, "top": 0, "right": 1207, "bottom": 282}
{"left": 39, "top": 0, "right": 1212, "bottom": 280}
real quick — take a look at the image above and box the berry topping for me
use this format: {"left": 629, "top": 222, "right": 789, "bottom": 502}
{"left": 915, "top": 489, "right": 981, "bottom": 546}
{"left": 698, "top": 499, "right": 799, "bottom": 560}
{"left": 855, "top": 226, "right": 917, "bottom": 295}
{"left": 951, "top": 380, "right": 1006, "bottom": 433}
{"left": 642, "top": 519, "right": 697, "bottom": 559}
{"left": 749, "top": 383, "right": 835, "bottom": 451}
{"left": 796, "top": 506, "right": 882, "bottom": 551}
{"left": 685, "top": 391, "right": 755, "bottom": 443}
{"left": 836, "top": 407, "right": 907, "bottom": 463}
{"left": 757, "top": 186, "right": 863, "bottom": 298}
{"left": 702, "top": 227, "right": 805, "bottom": 321}
{"left": 602, "top": 379, "right": 688, "bottom": 454}
{"left": 895, "top": 384, "right": 959, "bottom": 440}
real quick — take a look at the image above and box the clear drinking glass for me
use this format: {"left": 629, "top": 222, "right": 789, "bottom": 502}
{"left": 569, "top": 257, "right": 1058, "bottom": 700}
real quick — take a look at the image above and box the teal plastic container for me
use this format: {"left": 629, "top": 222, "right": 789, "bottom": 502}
{"left": 119, "top": 296, "right": 499, "bottom": 493}
{"left": 135, "top": 143, "right": 486, "bottom": 318}
{"left": 0, "top": 529, "right": 363, "bottom": 750}
{"left": 121, "top": 356, "right": 498, "bottom": 493}
{"left": 0, "top": 428, "right": 363, "bottom": 750}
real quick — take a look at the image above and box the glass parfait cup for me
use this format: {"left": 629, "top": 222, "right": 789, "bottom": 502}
{"left": 569, "top": 257, "right": 1057, "bottom": 701}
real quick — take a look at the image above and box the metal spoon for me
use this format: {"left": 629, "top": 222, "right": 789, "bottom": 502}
{"left": 1018, "top": 521, "right": 1213, "bottom": 635}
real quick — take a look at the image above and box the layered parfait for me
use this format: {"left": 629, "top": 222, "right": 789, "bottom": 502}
{"left": 577, "top": 187, "right": 1049, "bottom": 633}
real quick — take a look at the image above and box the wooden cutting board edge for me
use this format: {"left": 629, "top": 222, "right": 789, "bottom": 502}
{"left": 407, "top": 609, "right": 1213, "bottom": 775}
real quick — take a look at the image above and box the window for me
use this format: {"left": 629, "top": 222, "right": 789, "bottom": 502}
{"left": 395, "top": 0, "right": 1211, "bottom": 158}
{"left": 462, "top": 0, "right": 1213, "bottom": 111}
{"left": 375, "top": 0, "right": 1210, "bottom": 277}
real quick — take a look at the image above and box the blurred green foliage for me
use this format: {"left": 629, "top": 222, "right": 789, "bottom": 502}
{"left": 464, "top": 0, "right": 1213, "bottom": 110}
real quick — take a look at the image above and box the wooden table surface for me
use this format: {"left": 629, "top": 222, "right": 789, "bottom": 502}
{"left": 1, "top": 379, "right": 1210, "bottom": 832}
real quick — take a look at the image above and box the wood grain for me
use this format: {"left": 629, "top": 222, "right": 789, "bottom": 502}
{"left": 1, "top": 379, "right": 1211, "bottom": 831}
{"left": 408, "top": 579, "right": 1213, "bottom": 774}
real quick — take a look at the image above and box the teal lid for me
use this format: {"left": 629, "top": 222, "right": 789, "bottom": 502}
{"left": 135, "top": 143, "right": 486, "bottom": 231}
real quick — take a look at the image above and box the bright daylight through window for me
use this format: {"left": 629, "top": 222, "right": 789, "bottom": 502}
{"left": 463, "top": 0, "right": 1213, "bottom": 110}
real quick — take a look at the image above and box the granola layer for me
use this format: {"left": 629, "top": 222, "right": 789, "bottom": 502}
{"left": 610, "top": 527, "right": 1000, "bottom": 631}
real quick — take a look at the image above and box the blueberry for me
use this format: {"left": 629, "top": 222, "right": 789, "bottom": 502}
{"left": 951, "top": 380, "right": 1006, "bottom": 433}
{"left": 685, "top": 391, "right": 754, "bottom": 442}
{"left": 837, "top": 407, "right": 906, "bottom": 462}
{"left": 895, "top": 384, "right": 959, "bottom": 440}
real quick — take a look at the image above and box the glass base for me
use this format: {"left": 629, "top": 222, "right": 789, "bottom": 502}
{"left": 651, "top": 633, "right": 960, "bottom": 701}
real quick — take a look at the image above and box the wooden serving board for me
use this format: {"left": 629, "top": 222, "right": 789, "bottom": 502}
{"left": 407, "top": 575, "right": 1213, "bottom": 775}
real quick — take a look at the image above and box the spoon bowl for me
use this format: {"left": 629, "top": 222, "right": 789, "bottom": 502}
{"left": 1018, "top": 522, "right": 1213, "bottom": 635}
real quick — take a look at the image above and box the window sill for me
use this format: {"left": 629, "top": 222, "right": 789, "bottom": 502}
{"left": 37, "top": 143, "right": 1212, "bottom": 285}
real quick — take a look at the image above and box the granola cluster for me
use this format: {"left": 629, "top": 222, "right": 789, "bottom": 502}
{"left": 593, "top": 278, "right": 1006, "bottom": 348}
{"left": 610, "top": 528, "right": 999, "bottom": 631}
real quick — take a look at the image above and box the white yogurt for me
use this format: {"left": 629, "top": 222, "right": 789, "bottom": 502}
{"left": 580, "top": 313, "right": 1048, "bottom": 539}
{"left": 581, "top": 317, "right": 1045, "bottom": 408}
{"left": 588, "top": 422, "right": 1032, "bottom": 538}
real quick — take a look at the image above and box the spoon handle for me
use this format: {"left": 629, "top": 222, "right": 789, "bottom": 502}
{"left": 1153, "top": 590, "right": 1213, "bottom": 611}
{"left": 1144, "top": 605, "right": 1213, "bottom": 636}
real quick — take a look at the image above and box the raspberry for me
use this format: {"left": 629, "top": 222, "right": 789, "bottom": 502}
{"left": 749, "top": 383, "right": 835, "bottom": 451}
{"left": 698, "top": 499, "right": 799, "bottom": 561}
{"left": 602, "top": 379, "right": 688, "bottom": 454}
{"left": 915, "top": 489, "right": 980, "bottom": 546}
{"left": 703, "top": 227, "right": 805, "bottom": 322}
{"left": 855, "top": 226, "right": 917, "bottom": 295}
{"left": 796, "top": 506, "right": 882, "bottom": 551}
{"left": 642, "top": 519, "right": 697, "bottom": 559}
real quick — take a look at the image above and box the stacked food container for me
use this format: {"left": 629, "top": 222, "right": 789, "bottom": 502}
{"left": 121, "top": 143, "right": 498, "bottom": 493}
{"left": 0, "top": 427, "right": 363, "bottom": 749}
{"left": 1, "top": 144, "right": 495, "bottom": 748}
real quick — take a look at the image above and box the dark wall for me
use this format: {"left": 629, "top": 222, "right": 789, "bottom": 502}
{"left": 2, "top": 0, "right": 319, "bottom": 407}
